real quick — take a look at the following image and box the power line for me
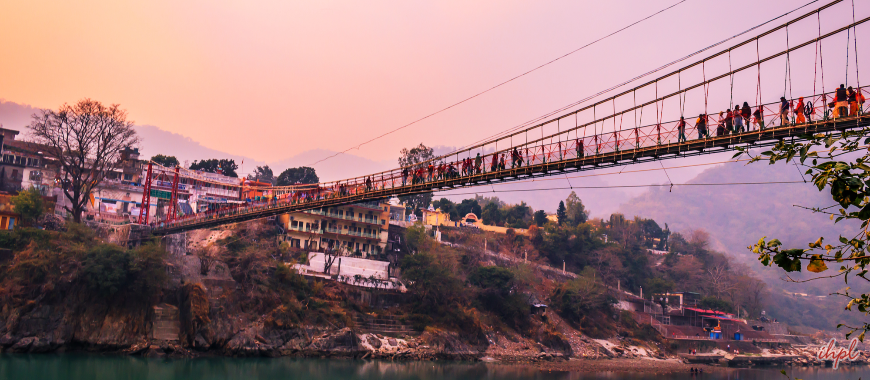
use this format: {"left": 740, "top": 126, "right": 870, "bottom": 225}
{"left": 434, "top": 180, "right": 807, "bottom": 197}
{"left": 428, "top": 0, "right": 828, "bottom": 162}
{"left": 310, "top": 0, "right": 827, "bottom": 170}
{"left": 307, "top": 0, "right": 690, "bottom": 167}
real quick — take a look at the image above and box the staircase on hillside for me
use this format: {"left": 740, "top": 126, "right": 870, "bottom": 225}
{"left": 352, "top": 314, "right": 418, "bottom": 337}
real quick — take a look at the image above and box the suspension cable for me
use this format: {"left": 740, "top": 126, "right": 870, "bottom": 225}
{"left": 853, "top": 0, "right": 861, "bottom": 89}
{"left": 729, "top": 49, "right": 735, "bottom": 108}
{"left": 757, "top": 38, "right": 762, "bottom": 106}
{"left": 395, "top": 0, "right": 843, "bottom": 168}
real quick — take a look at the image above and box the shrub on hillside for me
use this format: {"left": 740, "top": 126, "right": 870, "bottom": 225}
{"left": 698, "top": 296, "right": 734, "bottom": 313}
{"left": 550, "top": 268, "right": 610, "bottom": 323}
{"left": 468, "top": 266, "right": 530, "bottom": 328}
{"left": 80, "top": 243, "right": 167, "bottom": 299}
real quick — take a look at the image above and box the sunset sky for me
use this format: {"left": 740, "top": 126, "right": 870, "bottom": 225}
{"left": 1, "top": 0, "right": 867, "bottom": 169}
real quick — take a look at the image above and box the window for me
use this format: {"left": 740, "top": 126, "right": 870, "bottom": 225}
{"left": 29, "top": 171, "right": 42, "bottom": 181}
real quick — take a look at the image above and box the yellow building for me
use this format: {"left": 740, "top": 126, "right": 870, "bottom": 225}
{"left": 277, "top": 201, "right": 390, "bottom": 257}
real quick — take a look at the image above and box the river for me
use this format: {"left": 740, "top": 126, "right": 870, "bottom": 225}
{"left": 1, "top": 354, "right": 868, "bottom": 380}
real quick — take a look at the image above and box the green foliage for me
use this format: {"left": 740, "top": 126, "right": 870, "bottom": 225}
{"left": 481, "top": 202, "right": 501, "bottom": 225}
{"left": 11, "top": 187, "right": 44, "bottom": 226}
{"left": 190, "top": 158, "right": 239, "bottom": 177}
{"left": 551, "top": 268, "right": 609, "bottom": 323}
{"left": 469, "top": 266, "right": 530, "bottom": 327}
{"left": 469, "top": 266, "right": 515, "bottom": 293}
{"left": 81, "top": 244, "right": 129, "bottom": 296}
{"left": 400, "top": 251, "right": 464, "bottom": 318}
{"left": 404, "top": 225, "right": 428, "bottom": 253}
{"left": 737, "top": 125, "right": 870, "bottom": 339}
{"left": 644, "top": 276, "right": 675, "bottom": 296}
{"left": 699, "top": 296, "right": 734, "bottom": 313}
{"left": 248, "top": 165, "right": 276, "bottom": 185}
{"left": 276, "top": 166, "right": 319, "bottom": 186}
{"left": 534, "top": 210, "right": 548, "bottom": 227}
{"left": 398, "top": 143, "right": 434, "bottom": 210}
{"left": 0, "top": 227, "right": 51, "bottom": 251}
{"left": 151, "top": 154, "right": 179, "bottom": 168}
{"left": 564, "top": 191, "right": 588, "bottom": 226}
{"left": 433, "top": 198, "right": 482, "bottom": 222}
{"left": 80, "top": 243, "right": 167, "bottom": 298}
{"left": 275, "top": 262, "right": 311, "bottom": 296}
{"left": 538, "top": 221, "right": 602, "bottom": 270}
{"left": 556, "top": 201, "right": 567, "bottom": 226}
{"left": 503, "top": 202, "right": 532, "bottom": 229}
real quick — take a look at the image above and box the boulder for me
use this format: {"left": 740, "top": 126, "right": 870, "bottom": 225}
{"left": 367, "top": 335, "right": 382, "bottom": 349}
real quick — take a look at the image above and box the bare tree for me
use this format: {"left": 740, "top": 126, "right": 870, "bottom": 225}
{"left": 29, "top": 99, "right": 139, "bottom": 223}
{"left": 705, "top": 264, "right": 735, "bottom": 299}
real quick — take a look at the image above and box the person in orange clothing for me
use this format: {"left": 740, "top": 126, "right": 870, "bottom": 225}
{"left": 794, "top": 97, "right": 806, "bottom": 124}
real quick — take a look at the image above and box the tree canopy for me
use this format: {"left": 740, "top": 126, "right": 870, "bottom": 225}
{"left": 565, "top": 191, "right": 588, "bottom": 226}
{"left": 190, "top": 159, "right": 239, "bottom": 177}
{"left": 276, "top": 167, "right": 319, "bottom": 186}
{"left": 556, "top": 201, "right": 567, "bottom": 226}
{"left": 398, "top": 143, "right": 434, "bottom": 210}
{"left": 738, "top": 123, "right": 870, "bottom": 340}
{"left": 11, "top": 187, "right": 44, "bottom": 226}
{"left": 29, "top": 98, "right": 139, "bottom": 222}
{"left": 151, "top": 154, "right": 179, "bottom": 168}
{"left": 248, "top": 165, "right": 276, "bottom": 185}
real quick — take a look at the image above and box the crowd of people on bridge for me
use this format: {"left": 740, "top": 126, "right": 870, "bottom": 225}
{"left": 678, "top": 85, "right": 865, "bottom": 143}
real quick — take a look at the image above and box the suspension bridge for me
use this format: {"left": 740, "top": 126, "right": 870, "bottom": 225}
{"left": 147, "top": 0, "right": 869, "bottom": 236}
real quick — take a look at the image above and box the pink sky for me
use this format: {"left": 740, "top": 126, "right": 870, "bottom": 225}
{"left": 1, "top": 0, "right": 866, "bottom": 166}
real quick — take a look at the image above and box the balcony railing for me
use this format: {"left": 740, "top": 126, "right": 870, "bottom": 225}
{"left": 286, "top": 225, "right": 381, "bottom": 239}
{"left": 303, "top": 209, "right": 383, "bottom": 225}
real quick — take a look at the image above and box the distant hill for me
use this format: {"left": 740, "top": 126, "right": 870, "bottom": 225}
{"left": 618, "top": 158, "right": 867, "bottom": 331}
{"left": 619, "top": 159, "right": 860, "bottom": 270}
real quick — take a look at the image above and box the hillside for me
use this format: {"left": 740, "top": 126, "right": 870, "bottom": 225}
{"left": 618, "top": 158, "right": 866, "bottom": 331}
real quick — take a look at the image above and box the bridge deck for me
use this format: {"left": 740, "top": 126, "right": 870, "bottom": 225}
{"left": 152, "top": 114, "right": 870, "bottom": 235}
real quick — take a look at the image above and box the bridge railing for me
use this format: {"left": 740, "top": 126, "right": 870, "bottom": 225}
{"left": 152, "top": 86, "right": 868, "bottom": 233}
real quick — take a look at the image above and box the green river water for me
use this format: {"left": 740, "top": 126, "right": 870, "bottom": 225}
{"left": 1, "top": 354, "right": 868, "bottom": 380}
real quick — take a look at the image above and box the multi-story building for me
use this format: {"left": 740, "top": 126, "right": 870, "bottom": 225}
{"left": 277, "top": 200, "right": 391, "bottom": 258}
{"left": 0, "top": 128, "right": 58, "bottom": 195}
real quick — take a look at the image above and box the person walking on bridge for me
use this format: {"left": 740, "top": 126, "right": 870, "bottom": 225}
{"left": 716, "top": 111, "right": 726, "bottom": 136}
{"left": 741, "top": 102, "right": 752, "bottom": 131}
{"left": 849, "top": 87, "right": 859, "bottom": 116}
{"left": 576, "top": 138, "right": 584, "bottom": 159}
{"left": 733, "top": 106, "right": 744, "bottom": 133}
{"left": 427, "top": 163, "right": 434, "bottom": 182}
{"left": 836, "top": 84, "right": 849, "bottom": 118}
{"left": 696, "top": 114, "right": 708, "bottom": 139}
{"left": 677, "top": 116, "right": 687, "bottom": 142}
{"left": 475, "top": 153, "right": 482, "bottom": 174}
{"left": 779, "top": 97, "right": 791, "bottom": 126}
{"left": 402, "top": 168, "right": 409, "bottom": 186}
{"left": 724, "top": 108, "right": 734, "bottom": 134}
{"left": 794, "top": 97, "right": 805, "bottom": 124}
{"left": 490, "top": 154, "right": 498, "bottom": 172}
{"left": 753, "top": 106, "right": 765, "bottom": 130}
